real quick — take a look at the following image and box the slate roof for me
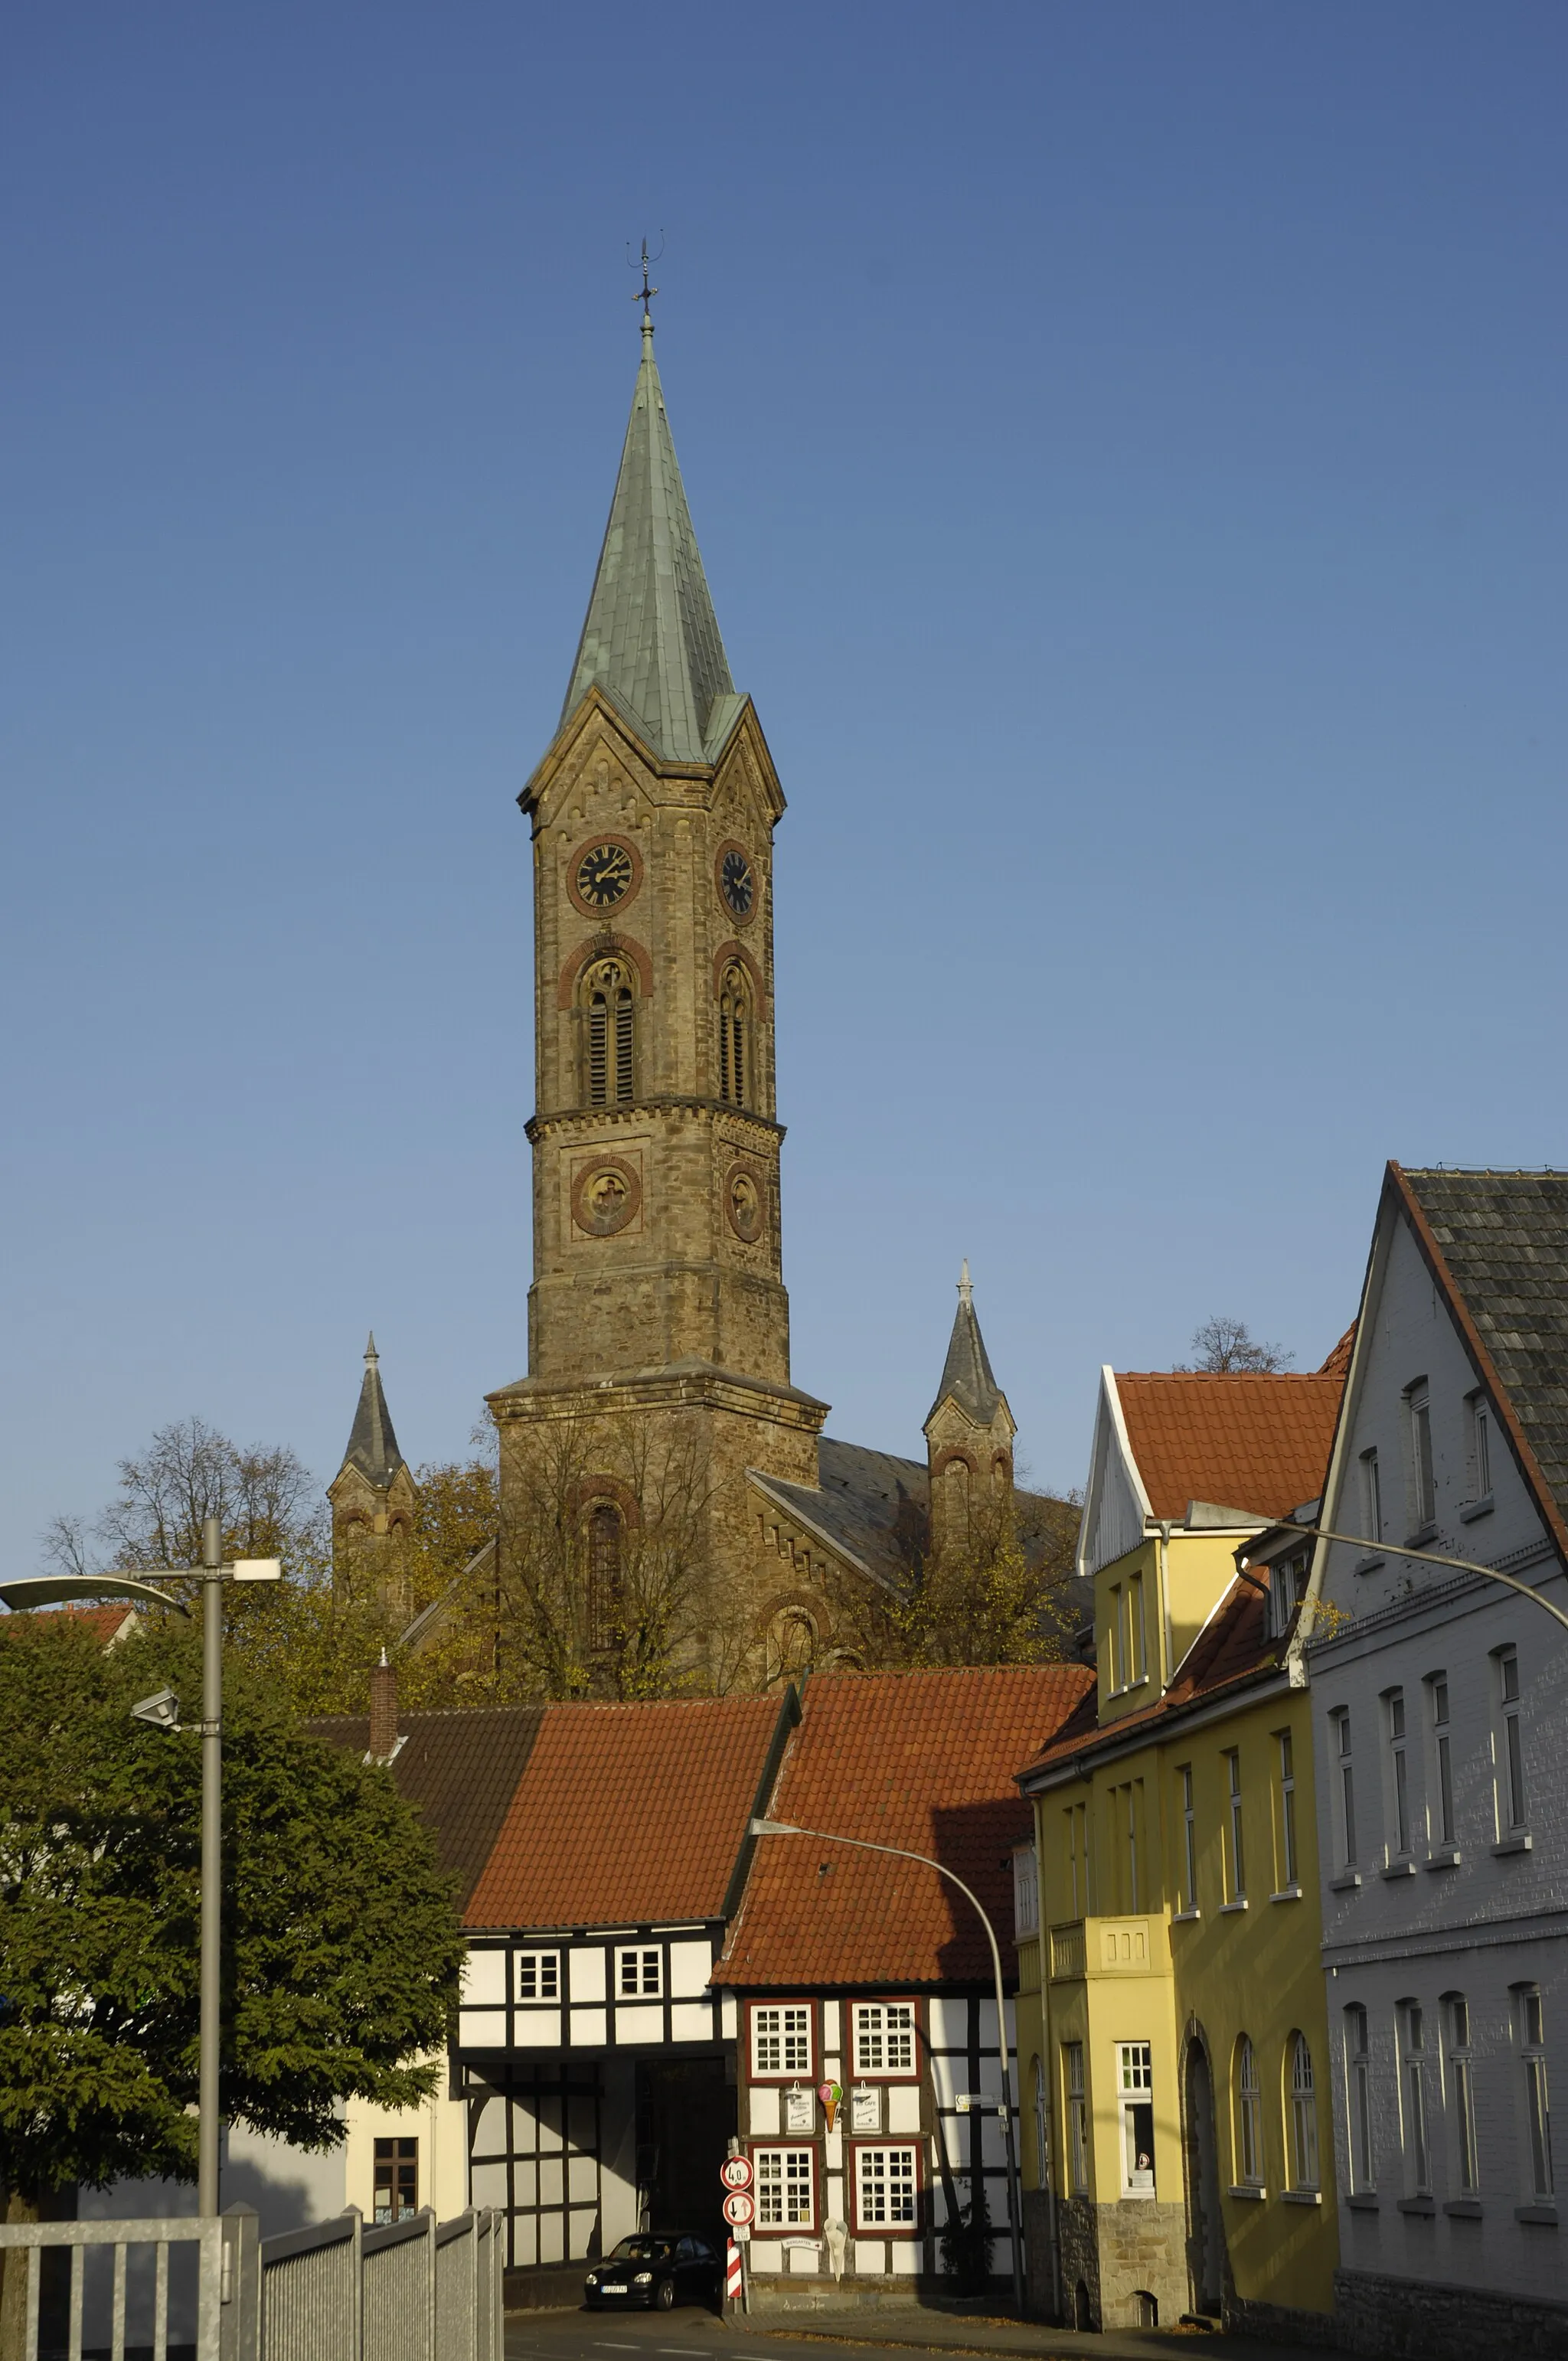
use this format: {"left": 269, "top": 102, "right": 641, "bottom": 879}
{"left": 754, "top": 1438, "right": 930, "bottom": 1589}
{"left": 312, "top": 1703, "right": 547, "bottom": 1910}
{"left": 339, "top": 1334, "right": 405, "bottom": 1492}
{"left": 464, "top": 1695, "right": 788, "bottom": 1932}
{"left": 1116, "top": 1372, "right": 1342, "bottom": 1523}
{"left": 1020, "top": 1575, "right": 1279, "bottom": 1783}
{"left": 1394, "top": 1166, "right": 1568, "bottom": 1546}
{"left": 559, "top": 320, "right": 736, "bottom": 765}
{"left": 927, "top": 1285, "right": 1004, "bottom": 1428}
{"left": 712, "top": 1665, "right": 1093, "bottom": 1989}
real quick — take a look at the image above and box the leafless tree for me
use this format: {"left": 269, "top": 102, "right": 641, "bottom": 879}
{"left": 1184, "top": 1315, "right": 1294, "bottom": 1374}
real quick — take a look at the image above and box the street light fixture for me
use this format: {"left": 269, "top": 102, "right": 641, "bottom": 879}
{"left": 748, "top": 1815, "right": 1027, "bottom": 2314}
{"left": 1234, "top": 1519, "right": 1568, "bottom": 1639}
{"left": 1, "top": 1520, "right": 280, "bottom": 2218}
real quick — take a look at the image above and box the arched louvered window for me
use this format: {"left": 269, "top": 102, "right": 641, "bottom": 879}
{"left": 585, "top": 961, "right": 635, "bottom": 1108}
{"left": 586, "top": 1501, "right": 623, "bottom": 1649}
{"left": 718, "top": 964, "right": 750, "bottom": 1108}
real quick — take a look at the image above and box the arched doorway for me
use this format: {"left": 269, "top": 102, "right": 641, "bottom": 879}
{"left": 1182, "top": 2030, "right": 1227, "bottom": 2319}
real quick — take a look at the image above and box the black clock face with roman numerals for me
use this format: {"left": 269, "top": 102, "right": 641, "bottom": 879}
{"left": 576, "top": 841, "right": 634, "bottom": 910}
{"left": 720, "top": 847, "right": 755, "bottom": 918}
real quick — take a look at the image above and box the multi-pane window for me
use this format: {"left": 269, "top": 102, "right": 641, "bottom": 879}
{"left": 755, "top": 2147, "right": 815, "bottom": 2228}
{"left": 1407, "top": 1383, "right": 1436, "bottom": 1531}
{"left": 586, "top": 961, "right": 635, "bottom": 1108}
{"left": 752, "top": 2004, "right": 812, "bottom": 2078}
{"left": 1468, "top": 1392, "right": 1492, "bottom": 1501}
{"left": 1442, "top": 1994, "right": 1479, "bottom": 2194}
{"left": 373, "top": 2137, "right": 418, "bottom": 2225}
{"left": 1399, "top": 2001, "right": 1431, "bottom": 2194}
{"left": 1128, "top": 1572, "right": 1147, "bottom": 1680}
{"left": 586, "top": 1504, "right": 623, "bottom": 1650}
{"left": 1272, "top": 1550, "right": 1310, "bottom": 1636}
{"left": 1333, "top": 1710, "right": 1357, "bottom": 1870}
{"left": 1064, "top": 2042, "right": 1088, "bottom": 2193}
{"left": 1516, "top": 1987, "right": 1554, "bottom": 2201}
{"left": 1223, "top": 1751, "right": 1246, "bottom": 1902}
{"left": 516, "top": 1951, "right": 560, "bottom": 2003}
{"left": 1106, "top": 1585, "right": 1123, "bottom": 1691}
{"left": 1178, "top": 1765, "right": 1197, "bottom": 1915}
{"left": 1494, "top": 1647, "right": 1528, "bottom": 1834}
{"left": 1345, "top": 2005, "right": 1374, "bottom": 2192}
{"left": 1124, "top": 1781, "right": 1141, "bottom": 1913}
{"left": 616, "top": 1947, "right": 662, "bottom": 1999}
{"left": 1065, "top": 1802, "right": 1089, "bottom": 1916}
{"left": 1427, "top": 1675, "right": 1455, "bottom": 1848}
{"left": 1235, "top": 2037, "right": 1263, "bottom": 2187}
{"left": 1119, "top": 2041, "right": 1155, "bottom": 2194}
{"left": 1385, "top": 1690, "right": 1412, "bottom": 1860}
{"left": 854, "top": 2146, "right": 917, "bottom": 2228}
{"left": 854, "top": 2003, "right": 916, "bottom": 2075}
{"left": 1289, "top": 2035, "right": 1319, "bottom": 2191}
{"left": 1360, "top": 1447, "right": 1383, "bottom": 1546}
{"left": 1276, "top": 1731, "right": 1298, "bottom": 1891}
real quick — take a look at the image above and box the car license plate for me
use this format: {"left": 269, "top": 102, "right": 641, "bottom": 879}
{"left": 602, "top": 2284, "right": 627, "bottom": 2294}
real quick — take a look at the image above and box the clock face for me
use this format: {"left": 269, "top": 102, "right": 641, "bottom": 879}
{"left": 575, "top": 841, "right": 635, "bottom": 911}
{"left": 720, "top": 847, "right": 755, "bottom": 919}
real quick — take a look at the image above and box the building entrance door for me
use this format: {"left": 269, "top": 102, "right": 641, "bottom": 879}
{"left": 1183, "top": 2035, "right": 1227, "bottom": 2319}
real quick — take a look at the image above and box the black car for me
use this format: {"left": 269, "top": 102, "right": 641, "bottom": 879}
{"left": 584, "top": 2234, "right": 722, "bottom": 2310}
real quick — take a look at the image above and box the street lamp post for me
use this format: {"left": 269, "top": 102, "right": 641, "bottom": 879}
{"left": 1235, "top": 1520, "right": 1568, "bottom": 1639}
{"left": 748, "top": 1816, "right": 1027, "bottom": 2315}
{"left": 1, "top": 1521, "right": 279, "bottom": 2218}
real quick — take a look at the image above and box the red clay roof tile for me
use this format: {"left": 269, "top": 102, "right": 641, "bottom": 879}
{"left": 1115, "top": 1372, "right": 1341, "bottom": 1522}
{"left": 465, "top": 1694, "right": 784, "bottom": 1932}
{"left": 712, "top": 1665, "right": 1092, "bottom": 1989}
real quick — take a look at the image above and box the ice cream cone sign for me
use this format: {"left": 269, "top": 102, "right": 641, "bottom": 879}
{"left": 818, "top": 2080, "right": 843, "bottom": 2131}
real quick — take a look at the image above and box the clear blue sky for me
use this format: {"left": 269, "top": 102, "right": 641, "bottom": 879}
{"left": 3, "top": 2, "right": 1563, "bottom": 1553}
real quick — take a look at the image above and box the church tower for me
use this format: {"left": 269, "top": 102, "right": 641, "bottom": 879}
{"left": 487, "top": 311, "right": 828, "bottom": 1686}
{"left": 329, "top": 1334, "right": 418, "bottom": 1608}
{"left": 923, "top": 1264, "right": 1016, "bottom": 1559}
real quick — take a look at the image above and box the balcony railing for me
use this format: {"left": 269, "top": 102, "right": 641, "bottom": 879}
{"left": 1048, "top": 1915, "right": 1158, "bottom": 1979}
{"left": 1048, "top": 1919, "right": 1086, "bottom": 1979}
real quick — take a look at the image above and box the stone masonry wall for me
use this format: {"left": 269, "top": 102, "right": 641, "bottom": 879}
{"left": 1336, "top": 2267, "right": 1568, "bottom": 2361}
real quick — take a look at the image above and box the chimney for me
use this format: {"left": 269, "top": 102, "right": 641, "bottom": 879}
{"left": 368, "top": 1648, "right": 398, "bottom": 1763}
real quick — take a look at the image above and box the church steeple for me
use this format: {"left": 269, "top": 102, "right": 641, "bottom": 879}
{"left": 924, "top": 1263, "right": 1016, "bottom": 1557}
{"left": 560, "top": 316, "right": 740, "bottom": 765}
{"left": 328, "top": 1334, "right": 418, "bottom": 1602}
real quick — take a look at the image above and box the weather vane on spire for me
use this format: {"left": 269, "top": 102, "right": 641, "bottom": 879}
{"left": 629, "top": 233, "right": 664, "bottom": 324}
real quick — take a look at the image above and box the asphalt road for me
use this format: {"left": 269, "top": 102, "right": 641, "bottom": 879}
{"left": 503, "top": 2304, "right": 1342, "bottom": 2361}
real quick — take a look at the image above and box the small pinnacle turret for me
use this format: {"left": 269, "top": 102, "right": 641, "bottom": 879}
{"left": 924, "top": 1265, "right": 1017, "bottom": 1557}
{"left": 328, "top": 1334, "right": 418, "bottom": 1604}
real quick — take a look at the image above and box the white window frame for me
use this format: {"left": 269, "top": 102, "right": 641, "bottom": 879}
{"left": 1344, "top": 2004, "right": 1374, "bottom": 2193}
{"left": 1289, "top": 2033, "right": 1319, "bottom": 2191}
{"left": 1332, "top": 1708, "right": 1357, "bottom": 1871}
{"left": 1442, "top": 1994, "right": 1479, "bottom": 2196}
{"left": 1384, "top": 1688, "right": 1413, "bottom": 1862}
{"left": 1426, "top": 1674, "right": 1455, "bottom": 1850}
{"left": 1494, "top": 1647, "right": 1529, "bottom": 1836}
{"left": 1468, "top": 1390, "right": 1493, "bottom": 1503}
{"left": 750, "top": 2002, "right": 814, "bottom": 2080}
{"left": 1106, "top": 1582, "right": 1124, "bottom": 1692}
{"left": 1361, "top": 1446, "right": 1383, "bottom": 1546}
{"left": 1235, "top": 2036, "right": 1263, "bottom": 2189}
{"left": 1276, "top": 1730, "right": 1298, "bottom": 1892}
{"left": 1398, "top": 2000, "right": 1431, "bottom": 2196}
{"left": 1223, "top": 1750, "right": 1246, "bottom": 1903}
{"left": 753, "top": 2143, "right": 816, "bottom": 2230}
{"left": 851, "top": 2141, "right": 920, "bottom": 2233}
{"left": 1128, "top": 1571, "right": 1147, "bottom": 1680}
{"left": 1177, "top": 1764, "right": 1198, "bottom": 1917}
{"left": 1406, "top": 1381, "right": 1436, "bottom": 1533}
{"left": 1515, "top": 1985, "right": 1554, "bottom": 2203}
{"left": 852, "top": 2000, "right": 917, "bottom": 2078}
{"left": 514, "top": 1949, "right": 560, "bottom": 2004}
{"left": 615, "top": 1945, "right": 662, "bottom": 2000}
{"left": 1117, "top": 2039, "right": 1155, "bottom": 2196}
{"left": 1064, "top": 2041, "right": 1088, "bottom": 2194}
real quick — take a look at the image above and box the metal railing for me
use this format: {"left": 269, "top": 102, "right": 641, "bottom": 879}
{"left": 0, "top": 2207, "right": 256, "bottom": 2361}
{"left": 0, "top": 2203, "right": 501, "bottom": 2361}
{"left": 261, "top": 2206, "right": 502, "bottom": 2361}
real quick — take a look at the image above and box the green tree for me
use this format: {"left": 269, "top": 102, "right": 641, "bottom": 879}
{"left": 856, "top": 1490, "right": 1080, "bottom": 1669}
{"left": 0, "top": 1609, "right": 463, "bottom": 2227}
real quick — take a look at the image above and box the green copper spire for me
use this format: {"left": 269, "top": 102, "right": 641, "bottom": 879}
{"left": 561, "top": 316, "right": 737, "bottom": 764}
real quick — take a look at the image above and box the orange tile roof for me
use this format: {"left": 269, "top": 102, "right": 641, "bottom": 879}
{"left": 1022, "top": 1575, "right": 1279, "bottom": 1780}
{"left": 712, "top": 1665, "right": 1093, "bottom": 1990}
{"left": 1115, "top": 1372, "right": 1341, "bottom": 1522}
{"left": 464, "top": 1694, "right": 784, "bottom": 1931}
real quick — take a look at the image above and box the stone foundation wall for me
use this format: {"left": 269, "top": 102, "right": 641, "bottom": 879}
{"left": 1225, "top": 2290, "right": 1337, "bottom": 2347}
{"left": 744, "top": 2274, "right": 1008, "bottom": 2314}
{"left": 1021, "top": 2188, "right": 1059, "bottom": 2320}
{"left": 1336, "top": 2267, "right": 1568, "bottom": 2361}
{"left": 1056, "top": 2195, "right": 1186, "bottom": 2333}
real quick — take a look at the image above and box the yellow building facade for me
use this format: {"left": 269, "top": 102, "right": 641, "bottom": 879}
{"left": 1014, "top": 1364, "right": 1344, "bottom": 2336}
